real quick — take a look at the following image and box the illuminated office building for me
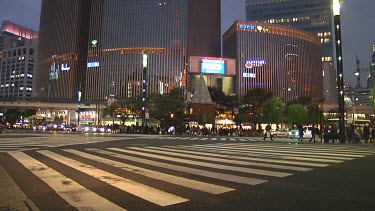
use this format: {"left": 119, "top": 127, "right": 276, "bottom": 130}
{"left": 246, "top": 0, "right": 333, "bottom": 63}
{"left": 36, "top": 0, "right": 221, "bottom": 102}
{"left": 223, "top": 21, "right": 322, "bottom": 101}
{"left": 0, "top": 20, "right": 38, "bottom": 100}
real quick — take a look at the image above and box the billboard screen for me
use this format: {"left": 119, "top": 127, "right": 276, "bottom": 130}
{"left": 201, "top": 59, "right": 225, "bottom": 74}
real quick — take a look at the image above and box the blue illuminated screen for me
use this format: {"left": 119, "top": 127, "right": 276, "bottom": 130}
{"left": 201, "top": 59, "right": 225, "bottom": 74}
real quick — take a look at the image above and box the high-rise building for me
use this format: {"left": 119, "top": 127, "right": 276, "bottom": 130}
{"left": 36, "top": 0, "right": 221, "bottom": 102}
{"left": 0, "top": 20, "right": 38, "bottom": 100}
{"left": 245, "top": 0, "right": 333, "bottom": 63}
{"left": 223, "top": 21, "right": 322, "bottom": 101}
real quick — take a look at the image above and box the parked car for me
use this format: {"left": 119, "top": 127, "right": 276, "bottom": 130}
{"left": 272, "top": 128, "right": 289, "bottom": 138}
{"left": 289, "top": 126, "right": 312, "bottom": 139}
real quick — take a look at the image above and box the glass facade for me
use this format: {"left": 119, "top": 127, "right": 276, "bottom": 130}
{"left": 246, "top": 0, "right": 333, "bottom": 62}
{"left": 223, "top": 21, "right": 322, "bottom": 102}
{"left": 36, "top": 0, "right": 221, "bottom": 102}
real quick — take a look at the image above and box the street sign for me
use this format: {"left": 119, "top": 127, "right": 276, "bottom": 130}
{"left": 233, "top": 107, "right": 239, "bottom": 114}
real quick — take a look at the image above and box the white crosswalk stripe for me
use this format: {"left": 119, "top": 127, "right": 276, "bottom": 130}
{"left": 8, "top": 151, "right": 125, "bottom": 211}
{"left": 0, "top": 135, "right": 131, "bottom": 152}
{"left": 63, "top": 149, "right": 234, "bottom": 194}
{"left": 128, "top": 147, "right": 312, "bottom": 172}
{"left": 38, "top": 150, "right": 188, "bottom": 206}
{"left": 88, "top": 148, "right": 267, "bottom": 185}
{"left": 137, "top": 135, "right": 260, "bottom": 142}
{"left": 108, "top": 147, "right": 292, "bottom": 177}
{"left": 5, "top": 143, "right": 375, "bottom": 210}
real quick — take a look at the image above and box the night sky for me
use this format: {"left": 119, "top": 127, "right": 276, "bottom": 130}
{"left": 1, "top": 0, "right": 374, "bottom": 87}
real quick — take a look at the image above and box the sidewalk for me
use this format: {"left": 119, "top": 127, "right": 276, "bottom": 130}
{"left": 0, "top": 165, "right": 32, "bottom": 211}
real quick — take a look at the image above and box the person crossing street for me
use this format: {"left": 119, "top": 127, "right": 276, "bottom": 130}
{"left": 263, "top": 123, "right": 273, "bottom": 141}
{"left": 309, "top": 124, "right": 316, "bottom": 143}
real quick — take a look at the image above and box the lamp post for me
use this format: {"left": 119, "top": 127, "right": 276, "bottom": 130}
{"left": 333, "top": 0, "right": 345, "bottom": 143}
{"left": 141, "top": 52, "right": 148, "bottom": 134}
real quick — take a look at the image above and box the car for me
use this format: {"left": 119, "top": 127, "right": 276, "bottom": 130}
{"left": 289, "top": 126, "right": 312, "bottom": 139}
{"left": 52, "top": 123, "right": 65, "bottom": 131}
{"left": 75, "top": 124, "right": 103, "bottom": 133}
{"left": 97, "top": 125, "right": 111, "bottom": 133}
{"left": 272, "top": 128, "right": 289, "bottom": 138}
{"left": 65, "top": 124, "right": 78, "bottom": 132}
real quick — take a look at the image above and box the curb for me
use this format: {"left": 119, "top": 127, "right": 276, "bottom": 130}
{"left": 25, "top": 198, "right": 40, "bottom": 211}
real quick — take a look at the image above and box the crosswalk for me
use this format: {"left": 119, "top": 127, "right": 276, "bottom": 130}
{"left": 0, "top": 134, "right": 130, "bottom": 152}
{"left": 138, "top": 135, "right": 261, "bottom": 142}
{"left": 4, "top": 143, "right": 375, "bottom": 210}
{"left": 0, "top": 134, "right": 279, "bottom": 152}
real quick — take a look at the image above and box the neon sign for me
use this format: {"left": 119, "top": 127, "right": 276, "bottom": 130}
{"left": 61, "top": 63, "right": 70, "bottom": 71}
{"left": 201, "top": 59, "right": 225, "bottom": 74}
{"left": 243, "top": 73, "right": 256, "bottom": 78}
{"left": 245, "top": 59, "right": 266, "bottom": 69}
{"left": 239, "top": 24, "right": 255, "bottom": 30}
{"left": 87, "top": 62, "right": 99, "bottom": 68}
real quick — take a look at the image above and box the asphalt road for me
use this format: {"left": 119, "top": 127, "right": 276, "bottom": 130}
{"left": 1, "top": 131, "right": 374, "bottom": 211}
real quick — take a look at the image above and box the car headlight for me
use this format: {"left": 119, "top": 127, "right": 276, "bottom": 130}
{"left": 92, "top": 127, "right": 97, "bottom": 132}
{"left": 100, "top": 128, "right": 105, "bottom": 132}
{"left": 84, "top": 127, "right": 89, "bottom": 132}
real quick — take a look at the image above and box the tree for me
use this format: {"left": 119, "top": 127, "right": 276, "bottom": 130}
{"left": 262, "top": 97, "right": 283, "bottom": 123}
{"left": 102, "top": 98, "right": 139, "bottom": 125}
{"left": 287, "top": 104, "right": 308, "bottom": 124}
{"left": 307, "top": 103, "right": 321, "bottom": 124}
{"left": 148, "top": 87, "right": 185, "bottom": 129}
{"left": 208, "top": 87, "right": 239, "bottom": 115}
{"left": 3, "top": 109, "right": 22, "bottom": 128}
{"left": 370, "top": 87, "right": 375, "bottom": 112}
{"left": 287, "top": 96, "right": 312, "bottom": 106}
{"left": 241, "top": 88, "right": 273, "bottom": 125}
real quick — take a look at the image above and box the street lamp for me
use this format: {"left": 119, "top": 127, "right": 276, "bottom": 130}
{"left": 333, "top": 0, "right": 345, "bottom": 143}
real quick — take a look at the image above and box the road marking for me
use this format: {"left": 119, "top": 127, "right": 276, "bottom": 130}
{"left": 156, "top": 146, "right": 329, "bottom": 167}
{"left": 184, "top": 145, "right": 344, "bottom": 163}
{"left": 8, "top": 151, "right": 125, "bottom": 211}
{"left": 220, "top": 143, "right": 368, "bottom": 158}
{"left": 38, "top": 150, "right": 188, "bottom": 206}
{"left": 108, "top": 148, "right": 291, "bottom": 178}
{"left": 242, "top": 144, "right": 375, "bottom": 155}
{"left": 87, "top": 148, "right": 267, "bottom": 185}
{"left": 63, "top": 149, "right": 234, "bottom": 194}
{"left": 133, "top": 147, "right": 312, "bottom": 172}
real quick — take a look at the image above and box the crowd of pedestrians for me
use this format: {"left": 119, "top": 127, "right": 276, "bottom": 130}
{"left": 113, "top": 122, "right": 374, "bottom": 145}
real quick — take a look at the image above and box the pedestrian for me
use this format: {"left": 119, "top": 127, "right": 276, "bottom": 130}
{"left": 297, "top": 124, "right": 304, "bottom": 143}
{"left": 349, "top": 124, "right": 355, "bottom": 143}
{"left": 363, "top": 124, "right": 370, "bottom": 143}
{"left": 371, "top": 126, "right": 375, "bottom": 144}
{"left": 263, "top": 123, "right": 273, "bottom": 141}
{"left": 309, "top": 124, "right": 316, "bottom": 143}
{"left": 330, "top": 125, "right": 338, "bottom": 143}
